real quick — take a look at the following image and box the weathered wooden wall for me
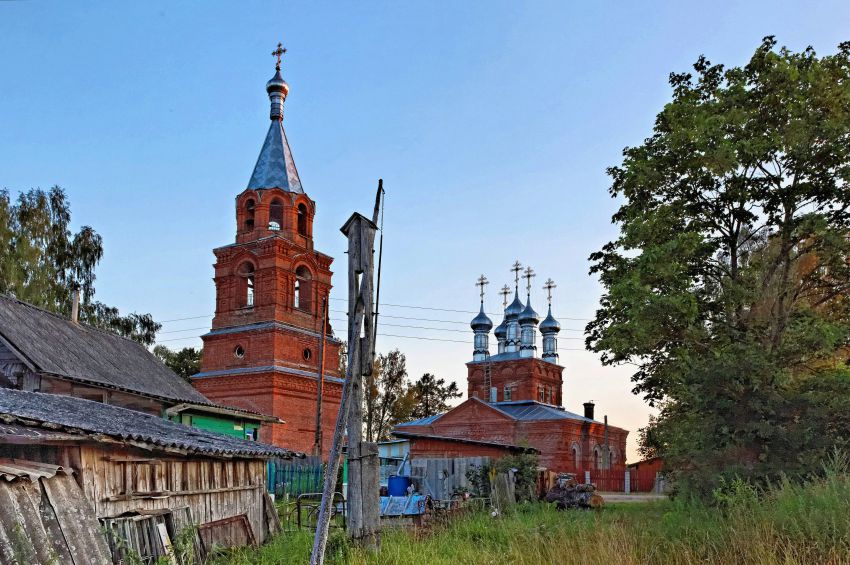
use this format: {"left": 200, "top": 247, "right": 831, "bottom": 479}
{"left": 77, "top": 445, "right": 270, "bottom": 543}
{"left": 0, "top": 442, "right": 271, "bottom": 545}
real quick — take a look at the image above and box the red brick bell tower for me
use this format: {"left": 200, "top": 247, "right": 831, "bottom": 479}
{"left": 192, "top": 49, "right": 342, "bottom": 457}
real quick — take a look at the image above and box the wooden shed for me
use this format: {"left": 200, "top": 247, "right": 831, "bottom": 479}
{"left": 0, "top": 388, "right": 302, "bottom": 564}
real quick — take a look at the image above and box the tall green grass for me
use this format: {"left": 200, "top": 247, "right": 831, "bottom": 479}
{"left": 213, "top": 459, "right": 850, "bottom": 565}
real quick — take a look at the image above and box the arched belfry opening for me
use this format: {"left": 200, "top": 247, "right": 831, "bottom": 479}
{"left": 236, "top": 262, "right": 256, "bottom": 308}
{"left": 297, "top": 203, "right": 308, "bottom": 236}
{"left": 294, "top": 265, "right": 312, "bottom": 312}
{"left": 269, "top": 198, "right": 284, "bottom": 231}
{"left": 245, "top": 199, "right": 256, "bottom": 232}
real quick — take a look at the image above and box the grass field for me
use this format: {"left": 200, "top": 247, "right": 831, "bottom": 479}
{"left": 212, "top": 464, "right": 850, "bottom": 565}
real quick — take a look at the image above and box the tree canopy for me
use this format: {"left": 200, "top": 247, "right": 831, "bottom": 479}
{"left": 587, "top": 38, "right": 850, "bottom": 496}
{"left": 0, "top": 187, "right": 161, "bottom": 345}
{"left": 362, "top": 348, "right": 462, "bottom": 441}
{"left": 153, "top": 345, "right": 202, "bottom": 382}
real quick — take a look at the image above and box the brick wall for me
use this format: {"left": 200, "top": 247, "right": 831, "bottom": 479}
{"left": 399, "top": 398, "right": 629, "bottom": 473}
{"left": 467, "top": 357, "right": 563, "bottom": 405}
{"left": 193, "top": 370, "right": 342, "bottom": 458}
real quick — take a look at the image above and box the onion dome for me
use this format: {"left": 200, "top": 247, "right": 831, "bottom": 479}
{"left": 539, "top": 304, "right": 561, "bottom": 333}
{"left": 470, "top": 303, "right": 493, "bottom": 332}
{"left": 519, "top": 299, "right": 540, "bottom": 325}
{"left": 266, "top": 69, "right": 289, "bottom": 121}
{"left": 494, "top": 317, "right": 508, "bottom": 340}
{"left": 505, "top": 290, "right": 525, "bottom": 320}
{"left": 266, "top": 69, "right": 289, "bottom": 97}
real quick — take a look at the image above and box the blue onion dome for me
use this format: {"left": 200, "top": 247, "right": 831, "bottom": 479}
{"left": 494, "top": 318, "right": 508, "bottom": 339}
{"left": 505, "top": 291, "right": 525, "bottom": 320}
{"left": 470, "top": 303, "right": 493, "bottom": 331}
{"left": 539, "top": 304, "right": 561, "bottom": 334}
{"left": 266, "top": 69, "right": 289, "bottom": 97}
{"left": 519, "top": 299, "right": 540, "bottom": 325}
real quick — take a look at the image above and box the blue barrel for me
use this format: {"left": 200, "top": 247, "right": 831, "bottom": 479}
{"left": 387, "top": 475, "right": 411, "bottom": 496}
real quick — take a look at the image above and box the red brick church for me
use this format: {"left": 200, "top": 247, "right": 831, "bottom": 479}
{"left": 395, "top": 268, "right": 629, "bottom": 473}
{"left": 192, "top": 52, "right": 342, "bottom": 457}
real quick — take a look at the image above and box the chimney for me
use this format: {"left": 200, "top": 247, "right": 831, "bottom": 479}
{"left": 71, "top": 288, "right": 80, "bottom": 324}
{"left": 583, "top": 401, "right": 595, "bottom": 420}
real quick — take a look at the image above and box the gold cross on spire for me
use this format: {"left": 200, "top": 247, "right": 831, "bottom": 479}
{"left": 500, "top": 285, "right": 511, "bottom": 308}
{"left": 476, "top": 274, "right": 489, "bottom": 302}
{"left": 511, "top": 261, "right": 523, "bottom": 290}
{"left": 543, "top": 278, "right": 557, "bottom": 304}
{"left": 523, "top": 266, "right": 536, "bottom": 296}
{"left": 272, "top": 42, "right": 287, "bottom": 71}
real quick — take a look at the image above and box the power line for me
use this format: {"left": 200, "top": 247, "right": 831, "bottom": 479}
{"left": 156, "top": 330, "right": 586, "bottom": 351}
{"left": 328, "top": 318, "right": 583, "bottom": 339}
{"left": 159, "top": 309, "right": 586, "bottom": 332}
{"left": 327, "top": 296, "right": 591, "bottom": 321}
{"left": 155, "top": 317, "right": 582, "bottom": 339}
{"left": 159, "top": 314, "right": 213, "bottom": 323}
{"left": 158, "top": 326, "right": 210, "bottom": 335}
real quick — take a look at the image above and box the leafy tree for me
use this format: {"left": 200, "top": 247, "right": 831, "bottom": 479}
{"left": 587, "top": 38, "right": 850, "bottom": 497}
{"left": 153, "top": 345, "right": 202, "bottom": 382}
{"left": 0, "top": 186, "right": 161, "bottom": 345}
{"left": 409, "top": 373, "right": 461, "bottom": 420}
{"left": 364, "top": 349, "right": 417, "bottom": 441}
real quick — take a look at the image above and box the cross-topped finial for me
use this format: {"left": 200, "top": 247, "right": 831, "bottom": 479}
{"left": 476, "top": 274, "right": 489, "bottom": 302}
{"left": 511, "top": 261, "right": 523, "bottom": 290}
{"left": 523, "top": 266, "right": 536, "bottom": 296}
{"left": 499, "top": 285, "right": 511, "bottom": 308}
{"left": 543, "top": 278, "right": 557, "bottom": 305}
{"left": 272, "top": 42, "right": 287, "bottom": 71}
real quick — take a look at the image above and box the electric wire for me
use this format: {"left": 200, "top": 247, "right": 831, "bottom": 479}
{"left": 160, "top": 310, "right": 584, "bottom": 332}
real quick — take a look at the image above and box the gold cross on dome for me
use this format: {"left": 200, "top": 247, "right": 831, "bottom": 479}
{"left": 543, "top": 278, "right": 557, "bottom": 304}
{"left": 499, "top": 285, "right": 511, "bottom": 308}
{"left": 523, "top": 266, "right": 536, "bottom": 295}
{"left": 475, "top": 274, "right": 489, "bottom": 301}
{"left": 272, "top": 42, "right": 287, "bottom": 70}
{"left": 511, "top": 261, "right": 523, "bottom": 289}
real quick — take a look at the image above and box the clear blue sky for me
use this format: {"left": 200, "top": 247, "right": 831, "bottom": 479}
{"left": 2, "top": 1, "right": 849, "bottom": 459}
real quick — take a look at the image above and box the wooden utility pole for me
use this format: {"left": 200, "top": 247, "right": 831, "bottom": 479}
{"left": 313, "top": 296, "right": 328, "bottom": 458}
{"left": 311, "top": 185, "right": 382, "bottom": 564}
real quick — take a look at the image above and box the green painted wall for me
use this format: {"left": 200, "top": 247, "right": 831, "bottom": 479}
{"left": 166, "top": 412, "right": 260, "bottom": 440}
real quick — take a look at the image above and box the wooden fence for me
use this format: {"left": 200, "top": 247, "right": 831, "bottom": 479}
{"left": 571, "top": 468, "right": 661, "bottom": 493}
{"left": 410, "top": 456, "right": 491, "bottom": 500}
{"left": 267, "top": 457, "right": 324, "bottom": 499}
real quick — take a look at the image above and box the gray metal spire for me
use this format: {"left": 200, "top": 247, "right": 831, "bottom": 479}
{"left": 519, "top": 267, "right": 539, "bottom": 358}
{"left": 494, "top": 284, "right": 510, "bottom": 354}
{"left": 504, "top": 261, "right": 525, "bottom": 354}
{"left": 540, "top": 278, "right": 561, "bottom": 363}
{"left": 471, "top": 275, "right": 493, "bottom": 362}
{"left": 246, "top": 44, "right": 304, "bottom": 193}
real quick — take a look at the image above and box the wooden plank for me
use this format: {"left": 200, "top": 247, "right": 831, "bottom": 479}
{"left": 102, "top": 483, "right": 262, "bottom": 501}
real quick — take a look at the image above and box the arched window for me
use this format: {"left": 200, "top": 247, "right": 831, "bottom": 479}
{"left": 269, "top": 198, "right": 283, "bottom": 231}
{"left": 237, "top": 262, "right": 255, "bottom": 308}
{"left": 572, "top": 444, "right": 581, "bottom": 469}
{"left": 593, "top": 446, "right": 602, "bottom": 470}
{"left": 245, "top": 199, "right": 256, "bottom": 231}
{"left": 297, "top": 203, "right": 308, "bottom": 236}
{"left": 294, "top": 266, "right": 312, "bottom": 312}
